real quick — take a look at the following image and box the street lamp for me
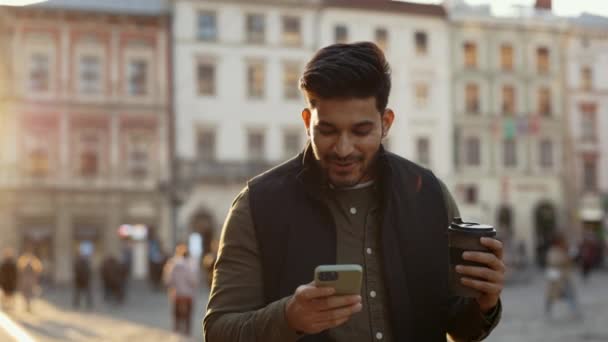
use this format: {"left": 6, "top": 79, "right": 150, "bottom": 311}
{"left": 0, "top": 0, "right": 48, "bottom": 6}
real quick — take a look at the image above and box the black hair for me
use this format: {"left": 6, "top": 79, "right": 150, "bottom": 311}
{"left": 299, "top": 42, "right": 391, "bottom": 113}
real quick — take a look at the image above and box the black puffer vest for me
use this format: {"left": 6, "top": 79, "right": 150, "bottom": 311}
{"left": 248, "top": 145, "right": 450, "bottom": 341}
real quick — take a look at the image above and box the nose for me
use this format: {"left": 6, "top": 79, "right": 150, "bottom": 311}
{"left": 334, "top": 133, "right": 354, "bottom": 158}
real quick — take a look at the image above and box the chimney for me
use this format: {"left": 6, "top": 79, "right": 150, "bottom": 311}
{"left": 535, "top": 0, "right": 552, "bottom": 11}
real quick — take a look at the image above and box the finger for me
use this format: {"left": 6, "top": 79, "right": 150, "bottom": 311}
{"left": 311, "top": 294, "right": 361, "bottom": 311}
{"left": 296, "top": 284, "right": 335, "bottom": 301}
{"left": 310, "top": 316, "right": 350, "bottom": 334}
{"left": 460, "top": 277, "right": 502, "bottom": 295}
{"left": 314, "top": 302, "right": 362, "bottom": 324}
{"left": 480, "top": 237, "right": 504, "bottom": 260}
{"left": 462, "top": 251, "right": 505, "bottom": 272}
{"left": 455, "top": 265, "right": 504, "bottom": 284}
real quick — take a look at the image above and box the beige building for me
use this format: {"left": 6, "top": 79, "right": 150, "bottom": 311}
{"left": 0, "top": 1, "right": 172, "bottom": 283}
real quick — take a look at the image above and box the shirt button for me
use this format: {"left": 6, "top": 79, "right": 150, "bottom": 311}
{"left": 370, "top": 290, "right": 377, "bottom": 298}
{"left": 376, "top": 332, "right": 383, "bottom": 340}
{"left": 366, "top": 248, "right": 372, "bottom": 255}
{"left": 350, "top": 207, "right": 357, "bottom": 214}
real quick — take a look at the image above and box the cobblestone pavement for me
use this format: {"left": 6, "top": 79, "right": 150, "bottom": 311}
{"left": 1, "top": 271, "right": 607, "bottom": 341}
{"left": 1, "top": 280, "right": 208, "bottom": 342}
{"left": 488, "top": 270, "right": 608, "bottom": 342}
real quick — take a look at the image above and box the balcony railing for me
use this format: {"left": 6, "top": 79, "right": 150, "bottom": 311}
{"left": 178, "top": 159, "right": 279, "bottom": 184}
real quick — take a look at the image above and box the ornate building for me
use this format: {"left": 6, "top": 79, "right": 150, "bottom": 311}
{"left": 0, "top": 0, "right": 171, "bottom": 283}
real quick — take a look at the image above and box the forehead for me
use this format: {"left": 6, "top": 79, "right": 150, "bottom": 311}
{"left": 311, "top": 97, "right": 380, "bottom": 124}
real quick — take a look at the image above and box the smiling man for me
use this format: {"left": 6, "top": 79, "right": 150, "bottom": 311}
{"left": 203, "top": 42, "right": 504, "bottom": 341}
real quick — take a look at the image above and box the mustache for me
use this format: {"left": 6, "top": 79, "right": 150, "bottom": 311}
{"left": 326, "top": 154, "right": 364, "bottom": 163}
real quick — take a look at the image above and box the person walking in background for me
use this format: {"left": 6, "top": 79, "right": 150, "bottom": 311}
{"left": 73, "top": 247, "right": 93, "bottom": 309}
{"left": 579, "top": 228, "right": 600, "bottom": 282}
{"left": 17, "top": 250, "right": 43, "bottom": 312}
{"left": 0, "top": 248, "right": 18, "bottom": 311}
{"left": 202, "top": 239, "right": 219, "bottom": 288}
{"left": 163, "top": 244, "right": 198, "bottom": 336}
{"left": 545, "top": 233, "right": 581, "bottom": 319}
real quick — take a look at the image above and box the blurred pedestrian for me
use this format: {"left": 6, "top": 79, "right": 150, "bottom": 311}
{"left": 0, "top": 248, "right": 18, "bottom": 310}
{"left": 73, "top": 247, "right": 93, "bottom": 309}
{"left": 202, "top": 239, "right": 219, "bottom": 288}
{"left": 17, "top": 250, "right": 43, "bottom": 312}
{"left": 579, "top": 228, "right": 600, "bottom": 282}
{"left": 101, "top": 255, "right": 126, "bottom": 304}
{"left": 545, "top": 233, "right": 581, "bottom": 319}
{"left": 148, "top": 230, "right": 165, "bottom": 291}
{"left": 163, "top": 244, "right": 198, "bottom": 336}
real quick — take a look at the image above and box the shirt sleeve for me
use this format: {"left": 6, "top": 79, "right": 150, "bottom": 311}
{"left": 203, "top": 187, "right": 300, "bottom": 342}
{"left": 437, "top": 178, "right": 460, "bottom": 223}
{"left": 437, "top": 178, "right": 502, "bottom": 341}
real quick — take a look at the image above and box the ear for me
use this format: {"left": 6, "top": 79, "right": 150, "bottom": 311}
{"left": 301, "top": 108, "right": 312, "bottom": 137}
{"left": 381, "top": 109, "right": 395, "bottom": 138}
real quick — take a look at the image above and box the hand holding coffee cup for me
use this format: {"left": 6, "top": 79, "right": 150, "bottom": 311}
{"left": 448, "top": 218, "right": 505, "bottom": 313}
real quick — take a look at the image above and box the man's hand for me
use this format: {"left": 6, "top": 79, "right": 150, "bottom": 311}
{"left": 285, "top": 282, "right": 362, "bottom": 334}
{"left": 455, "top": 237, "right": 505, "bottom": 313}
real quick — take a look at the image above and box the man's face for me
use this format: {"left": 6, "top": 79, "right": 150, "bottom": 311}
{"left": 302, "top": 96, "right": 394, "bottom": 188}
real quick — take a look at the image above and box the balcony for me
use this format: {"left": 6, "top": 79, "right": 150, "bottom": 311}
{"left": 178, "top": 159, "right": 279, "bottom": 184}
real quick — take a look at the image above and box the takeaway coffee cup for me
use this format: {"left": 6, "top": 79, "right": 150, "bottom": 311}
{"left": 448, "top": 218, "right": 496, "bottom": 298}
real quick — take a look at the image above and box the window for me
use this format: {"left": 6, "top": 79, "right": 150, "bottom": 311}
{"left": 375, "top": 28, "right": 388, "bottom": 51}
{"left": 465, "top": 83, "right": 479, "bottom": 113}
{"left": 29, "top": 53, "right": 50, "bottom": 92}
{"left": 415, "top": 31, "right": 428, "bottom": 55}
{"left": 196, "top": 128, "right": 216, "bottom": 161}
{"left": 197, "top": 11, "right": 217, "bottom": 41}
{"left": 334, "top": 25, "right": 348, "bottom": 44}
{"left": 465, "top": 136, "right": 480, "bottom": 166}
{"left": 502, "top": 85, "right": 515, "bottom": 115}
{"left": 128, "top": 133, "right": 149, "bottom": 178}
{"left": 79, "top": 132, "right": 99, "bottom": 177}
{"left": 503, "top": 139, "right": 517, "bottom": 167}
{"left": 581, "top": 66, "right": 592, "bottom": 91}
{"left": 283, "top": 62, "right": 300, "bottom": 100}
{"left": 282, "top": 16, "right": 301, "bottom": 46}
{"left": 582, "top": 157, "right": 597, "bottom": 192}
{"left": 25, "top": 134, "right": 50, "bottom": 177}
{"left": 79, "top": 55, "right": 101, "bottom": 95}
{"left": 540, "top": 139, "right": 553, "bottom": 168}
{"left": 416, "top": 137, "right": 430, "bottom": 167}
{"left": 581, "top": 109, "right": 597, "bottom": 142}
{"left": 500, "top": 44, "right": 513, "bottom": 71}
{"left": 537, "top": 47, "right": 549, "bottom": 74}
{"left": 197, "top": 62, "right": 215, "bottom": 96}
{"left": 538, "top": 87, "right": 551, "bottom": 116}
{"left": 246, "top": 14, "right": 265, "bottom": 44}
{"left": 283, "top": 130, "right": 301, "bottom": 157}
{"left": 127, "top": 59, "right": 148, "bottom": 96}
{"left": 415, "top": 83, "right": 428, "bottom": 108}
{"left": 247, "top": 130, "right": 265, "bottom": 161}
{"left": 463, "top": 42, "right": 477, "bottom": 68}
{"left": 464, "top": 185, "right": 478, "bottom": 204}
{"left": 247, "top": 62, "right": 265, "bottom": 99}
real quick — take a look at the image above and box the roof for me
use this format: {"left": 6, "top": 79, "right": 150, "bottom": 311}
{"left": 323, "top": 0, "right": 446, "bottom": 17}
{"left": 571, "top": 12, "right": 608, "bottom": 29}
{"left": 30, "top": 0, "right": 169, "bottom": 16}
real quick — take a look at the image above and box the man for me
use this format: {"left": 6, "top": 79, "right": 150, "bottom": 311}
{"left": 204, "top": 42, "right": 504, "bottom": 341}
{"left": 163, "top": 244, "right": 198, "bottom": 335}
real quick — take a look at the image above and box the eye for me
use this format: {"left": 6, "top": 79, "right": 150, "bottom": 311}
{"left": 317, "top": 127, "right": 337, "bottom": 135}
{"left": 352, "top": 128, "right": 372, "bottom": 137}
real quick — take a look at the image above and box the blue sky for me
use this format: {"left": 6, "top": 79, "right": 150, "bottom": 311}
{"left": 402, "top": 0, "right": 608, "bottom": 17}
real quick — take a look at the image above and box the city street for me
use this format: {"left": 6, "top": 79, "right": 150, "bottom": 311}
{"left": 1, "top": 271, "right": 607, "bottom": 341}
{"left": 0, "top": 280, "right": 209, "bottom": 342}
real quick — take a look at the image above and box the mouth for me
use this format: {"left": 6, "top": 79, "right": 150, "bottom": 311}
{"left": 330, "top": 161, "right": 358, "bottom": 173}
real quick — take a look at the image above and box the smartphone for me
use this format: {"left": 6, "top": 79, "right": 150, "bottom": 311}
{"left": 314, "top": 264, "right": 362, "bottom": 296}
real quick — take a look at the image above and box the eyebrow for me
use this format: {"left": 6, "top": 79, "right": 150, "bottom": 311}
{"left": 316, "top": 120, "right": 375, "bottom": 129}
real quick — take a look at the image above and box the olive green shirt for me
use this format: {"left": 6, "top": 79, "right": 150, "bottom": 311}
{"left": 204, "top": 179, "right": 497, "bottom": 341}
